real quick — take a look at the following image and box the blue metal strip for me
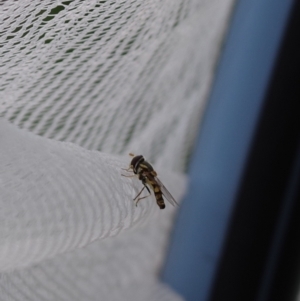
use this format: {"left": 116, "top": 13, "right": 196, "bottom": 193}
{"left": 162, "top": 0, "right": 294, "bottom": 300}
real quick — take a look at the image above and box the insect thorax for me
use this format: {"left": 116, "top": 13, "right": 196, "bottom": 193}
{"left": 138, "top": 161, "right": 157, "bottom": 176}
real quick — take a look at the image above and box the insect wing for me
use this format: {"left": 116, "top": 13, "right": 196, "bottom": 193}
{"left": 155, "top": 177, "right": 179, "bottom": 207}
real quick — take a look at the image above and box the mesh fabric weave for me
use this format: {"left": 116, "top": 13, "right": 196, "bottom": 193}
{"left": 0, "top": 1, "right": 234, "bottom": 300}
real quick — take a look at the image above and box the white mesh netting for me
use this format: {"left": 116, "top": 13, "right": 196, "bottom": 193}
{"left": 0, "top": 1, "right": 234, "bottom": 300}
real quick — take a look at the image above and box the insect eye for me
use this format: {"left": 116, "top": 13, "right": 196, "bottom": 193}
{"left": 130, "top": 155, "right": 144, "bottom": 169}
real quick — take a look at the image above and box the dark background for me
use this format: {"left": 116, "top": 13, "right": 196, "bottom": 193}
{"left": 163, "top": 0, "right": 300, "bottom": 300}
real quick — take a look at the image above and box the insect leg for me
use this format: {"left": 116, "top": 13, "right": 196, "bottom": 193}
{"left": 135, "top": 193, "right": 151, "bottom": 206}
{"left": 121, "top": 167, "right": 132, "bottom": 171}
{"left": 141, "top": 178, "right": 151, "bottom": 194}
{"left": 121, "top": 174, "right": 135, "bottom": 177}
{"left": 144, "top": 183, "right": 150, "bottom": 194}
{"left": 133, "top": 186, "right": 146, "bottom": 200}
{"left": 134, "top": 183, "right": 151, "bottom": 206}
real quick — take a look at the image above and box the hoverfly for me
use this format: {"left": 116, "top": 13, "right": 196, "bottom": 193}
{"left": 121, "top": 153, "right": 178, "bottom": 209}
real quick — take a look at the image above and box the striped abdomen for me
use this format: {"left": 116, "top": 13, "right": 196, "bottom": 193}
{"left": 147, "top": 177, "right": 165, "bottom": 209}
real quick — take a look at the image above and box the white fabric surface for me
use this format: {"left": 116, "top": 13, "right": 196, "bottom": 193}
{"left": 0, "top": 0, "right": 234, "bottom": 300}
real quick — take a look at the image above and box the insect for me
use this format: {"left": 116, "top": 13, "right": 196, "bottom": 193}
{"left": 121, "top": 153, "right": 178, "bottom": 209}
